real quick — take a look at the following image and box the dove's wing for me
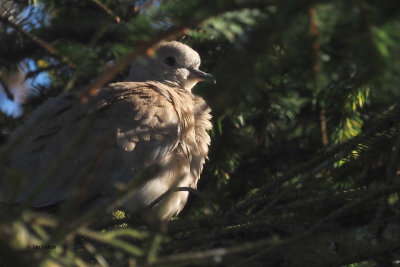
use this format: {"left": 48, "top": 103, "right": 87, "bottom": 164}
{"left": 4, "top": 82, "right": 182, "bottom": 208}
{"left": 2, "top": 40, "right": 214, "bottom": 220}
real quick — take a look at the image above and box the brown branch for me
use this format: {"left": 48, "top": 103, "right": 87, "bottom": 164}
{"left": 157, "top": 181, "right": 400, "bottom": 266}
{"left": 0, "top": 15, "right": 76, "bottom": 69}
{"left": 320, "top": 108, "right": 328, "bottom": 146}
{"left": 232, "top": 105, "right": 400, "bottom": 215}
{"left": 148, "top": 220, "right": 400, "bottom": 267}
{"left": 76, "top": 0, "right": 278, "bottom": 103}
{"left": 89, "top": 0, "right": 121, "bottom": 23}
{"left": 309, "top": 6, "right": 320, "bottom": 74}
{"left": 76, "top": 24, "right": 191, "bottom": 103}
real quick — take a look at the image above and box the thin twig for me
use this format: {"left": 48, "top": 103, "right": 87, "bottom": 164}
{"left": 83, "top": 242, "right": 109, "bottom": 267}
{"left": 89, "top": 0, "right": 121, "bottom": 23}
{"left": 76, "top": 0, "right": 277, "bottom": 103}
{"left": 0, "top": 15, "right": 76, "bottom": 69}
{"left": 161, "top": 182, "right": 400, "bottom": 267}
{"left": 146, "top": 237, "right": 280, "bottom": 267}
{"left": 232, "top": 105, "right": 400, "bottom": 214}
{"left": 232, "top": 183, "right": 400, "bottom": 267}
{"left": 309, "top": 6, "right": 320, "bottom": 74}
{"left": 77, "top": 24, "right": 191, "bottom": 103}
{"left": 78, "top": 227, "right": 144, "bottom": 257}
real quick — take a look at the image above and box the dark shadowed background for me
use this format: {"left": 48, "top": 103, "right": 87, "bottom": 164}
{"left": 1, "top": 0, "right": 400, "bottom": 266}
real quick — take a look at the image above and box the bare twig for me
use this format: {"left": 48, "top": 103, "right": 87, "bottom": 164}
{"left": 232, "top": 105, "right": 400, "bottom": 215}
{"left": 232, "top": 183, "right": 400, "bottom": 267}
{"left": 78, "top": 227, "right": 144, "bottom": 257}
{"left": 83, "top": 242, "right": 109, "bottom": 267}
{"left": 76, "top": 0, "right": 277, "bottom": 103}
{"left": 77, "top": 24, "right": 191, "bottom": 103}
{"left": 320, "top": 108, "right": 328, "bottom": 146}
{"left": 146, "top": 237, "right": 280, "bottom": 267}
{"left": 308, "top": 6, "right": 320, "bottom": 74}
{"left": 0, "top": 15, "right": 76, "bottom": 69}
{"left": 89, "top": 0, "right": 121, "bottom": 23}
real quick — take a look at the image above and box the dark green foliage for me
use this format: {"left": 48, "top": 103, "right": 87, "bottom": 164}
{"left": 1, "top": 0, "right": 400, "bottom": 266}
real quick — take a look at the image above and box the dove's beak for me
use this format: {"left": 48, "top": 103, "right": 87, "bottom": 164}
{"left": 188, "top": 68, "right": 216, "bottom": 84}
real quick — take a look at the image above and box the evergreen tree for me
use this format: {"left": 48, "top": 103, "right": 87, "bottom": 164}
{"left": 1, "top": 0, "right": 400, "bottom": 266}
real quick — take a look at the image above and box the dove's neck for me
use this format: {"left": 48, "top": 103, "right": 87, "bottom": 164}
{"left": 127, "top": 62, "right": 159, "bottom": 82}
{"left": 127, "top": 62, "right": 194, "bottom": 91}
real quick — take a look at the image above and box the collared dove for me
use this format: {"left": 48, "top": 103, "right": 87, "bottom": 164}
{"left": 1, "top": 41, "right": 214, "bottom": 220}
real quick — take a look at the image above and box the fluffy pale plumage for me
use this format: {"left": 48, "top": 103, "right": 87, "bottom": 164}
{"left": 1, "top": 41, "right": 213, "bottom": 219}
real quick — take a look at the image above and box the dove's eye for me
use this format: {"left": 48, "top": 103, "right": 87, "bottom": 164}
{"left": 165, "top": 56, "right": 176, "bottom": 66}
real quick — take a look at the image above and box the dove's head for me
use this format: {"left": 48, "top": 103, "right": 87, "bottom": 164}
{"left": 128, "top": 41, "right": 215, "bottom": 91}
